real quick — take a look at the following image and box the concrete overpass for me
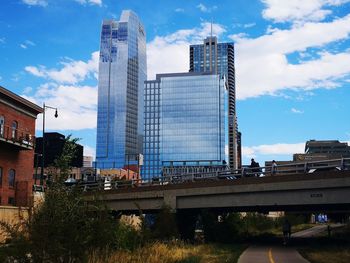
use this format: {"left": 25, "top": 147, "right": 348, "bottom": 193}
{"left": 86, "top": 171, "right": 350, "bottom": 213}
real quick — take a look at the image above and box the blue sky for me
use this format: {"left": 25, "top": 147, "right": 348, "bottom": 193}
{"left": 1, "top": 0, "right": 350, "bottom": 166}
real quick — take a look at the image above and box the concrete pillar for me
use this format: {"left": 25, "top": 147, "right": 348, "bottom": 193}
{"left": 163, "top": 193, "right": 176, "bottom": 211}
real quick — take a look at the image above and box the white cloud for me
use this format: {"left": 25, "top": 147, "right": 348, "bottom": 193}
{"left": 243, "top": 23, "right": 256, "bottom": 28}
{"left": 291, "top": 108, "right": 304, "bottom": 114}
{"left": 75, "top": 0, "right": 102, "bottom": 6}
{"left": 229, "top": 33, "right": 248, "bottom": 42}
{"left": 231, "top": 14, "right": 350, "bottom": 99}
{"left": 23, "top": 51, "right": 99, "bottom": 131}
{"left": 0, "top": 38, "right": 5, "bottom": 44}
{"left": 22, "top": 0, "right": 47, "bottom": 7}
{"left": 20, "top": 40, "right": 35, "bottom": 49}
{"left": 24, "top": 82, "right": 97, "bottom": 131}
{"left": 0, "top": 75, "right": 2, "bottom": 80}
{"left": 147, "top": 22, "right": 225, "bottom": 79}
{"left": 25, "top": 51, "right": 99, "bottom": 84}
{"left": 196, "top": 3, "right": 217, "bottom": 13}
{"left": 25, "top": 66, "right": 46, "bottom": 77}
{"left": 261, "top": 0, "right": 350, "bottom": 23}
{"left": 175, "top": 8, "right": 185, "bottom": 13}
{"left": 23, "top": 86, "right": 33, "bottom": 94}
{"left": 242, "top": 142, "right": 305, "bottom": 158}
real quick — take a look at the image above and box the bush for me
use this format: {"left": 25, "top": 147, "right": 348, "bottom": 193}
{"left": 151, "top": 205, "right": 179, "bottom": 241}
{"left": 0, "top": 136, "right": 120, "bottom": 262}
{"left": 115, "top": 222, "right": 141, "bottom": 250}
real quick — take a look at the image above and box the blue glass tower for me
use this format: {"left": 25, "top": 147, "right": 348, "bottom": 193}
{"left": 190, "top": 37, "right": 240, "bottom": 169}
{"left": 143, "top": 72, "right": 226, "bottom": 180}
{"left": 96, "top": 10, "right": 146, "bottom": 169}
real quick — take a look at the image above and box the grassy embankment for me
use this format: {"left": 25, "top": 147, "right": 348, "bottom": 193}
{"left": 298, "top": 224, "right": 350, "bottom": 263}
{"left": 89, "top": 242, "right": 246, "bottom": 263}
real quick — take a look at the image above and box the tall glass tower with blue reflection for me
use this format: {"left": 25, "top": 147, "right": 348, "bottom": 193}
{"left": 190, "top": 37, "right": 239, "bottom": 169}
{"left": 143, "top": 72, "right": 226, "bottom": 180}
{"left": 96, "top": 10, "right": 146, "bottom": 169}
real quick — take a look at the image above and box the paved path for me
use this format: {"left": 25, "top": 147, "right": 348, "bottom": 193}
{"left": 292, "top": 223, "right": 344, "bottom": 238}
{"left": 238, "top": 245, "right": 310, "bottom": 263}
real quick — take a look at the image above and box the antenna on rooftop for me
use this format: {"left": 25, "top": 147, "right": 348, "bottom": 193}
{"left": 210, "top": 18, "right": 213, "bottom": 39}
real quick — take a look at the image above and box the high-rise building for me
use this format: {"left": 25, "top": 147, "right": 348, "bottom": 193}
{"left": 96, "top": 10, "right": 147, "bottom": 169}
{"left": 189, "top": 36, "right": 239, "bottom": 169}
{"left": 142, "top": 72, "right": 226, "bottom": 180}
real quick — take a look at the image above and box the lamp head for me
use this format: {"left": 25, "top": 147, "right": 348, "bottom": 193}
{"left": 54, "top": 109, "right": 58, "bottom": 118}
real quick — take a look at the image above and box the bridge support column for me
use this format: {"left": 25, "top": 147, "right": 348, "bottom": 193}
{"left": 164, "top": 193, "right": 177, "bottom": 211}
{"left": 176, "top": 209, "right": 198, "bottom": 241}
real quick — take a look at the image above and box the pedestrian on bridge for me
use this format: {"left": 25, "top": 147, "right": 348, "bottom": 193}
{"left": 271, "top": 160, "right": 277, "bottom": 176}
{"left": 250, "top": 159, "right": 260, "bottom": 177}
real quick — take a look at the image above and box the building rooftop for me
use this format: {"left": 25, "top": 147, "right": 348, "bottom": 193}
{"left": 305, "top": 139, "right": 350, "bottom": 154}
{"left": 0, "top": 86, "right": 43, "bottom": 115}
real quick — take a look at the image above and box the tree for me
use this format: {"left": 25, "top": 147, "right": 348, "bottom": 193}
{"left": 0, "top": 135, "right": 119, "bottom": 262}
{"left": 151, "top": 205, "right": 179, "bottom": 241}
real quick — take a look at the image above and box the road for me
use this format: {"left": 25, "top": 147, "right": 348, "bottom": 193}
{"left": 292, "top": 223, "right": 343, "bottom": 238}
{"left": 238, "top": 224, "right": 346, "bottom": 262}
{"left": 238, "top": 245, "right": 310, "bottom": 263}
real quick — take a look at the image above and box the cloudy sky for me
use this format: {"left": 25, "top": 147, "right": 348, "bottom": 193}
{"left": 1, "top": 0, "right": 350, "bottom": 165}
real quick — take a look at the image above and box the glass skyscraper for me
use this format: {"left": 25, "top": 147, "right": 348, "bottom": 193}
{"left": 143, "top": 72, "right": 226, "bottom": 180}
{"left": 189, "top": 37, "right": 240, "bottom": 169}
{"left": 96, "top": 10, "right": 146, "bottom": 169}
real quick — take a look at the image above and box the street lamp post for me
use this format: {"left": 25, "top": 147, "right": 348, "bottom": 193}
{"left": 41, "top": 103, "right": 58, "bottom": 185}
{"left": 34, "top": 153, "right": 42, "bottom": 185}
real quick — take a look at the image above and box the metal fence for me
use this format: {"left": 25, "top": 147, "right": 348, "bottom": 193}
{"left": 74, "top": 157, "right": 350, "bottom": 192}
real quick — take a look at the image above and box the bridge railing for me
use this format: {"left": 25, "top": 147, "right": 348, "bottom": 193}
{"left": 237, "top": 157, "right": 350, "bottom": 177}
{"left": 77, "top": 157, "right": 350, "bottom": 191}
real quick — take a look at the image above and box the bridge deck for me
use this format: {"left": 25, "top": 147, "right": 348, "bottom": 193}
{"left": 85, "top": 171, "right": 350, "bottom": 213}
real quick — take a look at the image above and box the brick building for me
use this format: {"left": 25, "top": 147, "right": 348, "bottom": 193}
{"left": 0, "top": 86, "right": 42, "bottom": 206}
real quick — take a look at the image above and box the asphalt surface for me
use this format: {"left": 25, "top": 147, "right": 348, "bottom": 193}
{"left": 238, "top": 245, "right": 310, "bottom": 263}
{"left": 292, "top": 223, "right": 344, "bottom": 238}
{"left": 237, "top": 225, "right": 341, "bottom": 263}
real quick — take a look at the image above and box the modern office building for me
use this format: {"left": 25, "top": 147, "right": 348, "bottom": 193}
{"left": 96, "top": 10, "right": 147, "bottom": 169}
{"left": 142, "top": 72, "right": 226, "bottom": 180}
{"left": 293, "top": 140, "right": 350, "bottom": 162}
{"left": 265, "top": 139, "right": 350, "bottom": 172}
{"left": 189, "top": 36, "right": 239, "bottom": 169}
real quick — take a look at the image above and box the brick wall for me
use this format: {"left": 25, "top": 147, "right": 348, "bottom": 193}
{"left": 0, "top": 103, "right": 36, "bottom": 206}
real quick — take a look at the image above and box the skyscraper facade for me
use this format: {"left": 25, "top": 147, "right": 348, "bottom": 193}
{"left": 142, "top": 72, "right": 226, "bottom": 180}
{"left": 96, "top": 10, "right": 146, "bottom": 169}
{"left": 189, "top": 37, "right": 240, "bottom": 169}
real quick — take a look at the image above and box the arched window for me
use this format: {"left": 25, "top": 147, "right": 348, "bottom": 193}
{"left": 11, "top": 121, "right": 18, "bottom": 140}
{"left": 0, "top": 116, "right": 4, "bottom": 137}
{"left": 8, "top": 169, "right": 15, "bottom": 187}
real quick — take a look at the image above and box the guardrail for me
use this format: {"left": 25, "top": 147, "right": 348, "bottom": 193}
{"left": 75, "top": 157, "right": 350, "bottom": 192}
{"left": 0, "top": 124, "right": 35, "bottom": 148}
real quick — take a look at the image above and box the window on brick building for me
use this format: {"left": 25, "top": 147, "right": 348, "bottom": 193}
{"left": 11, "top": 121, "right": 18, "bottom": 140}
{"left": 0, "top": 116, "right": 4, "bottom": 137}
{"left": 8, "top": 197, "right": 15, "bottom": 206}
{"left": 8, "top": 169, "right": 15, "bottom": 188}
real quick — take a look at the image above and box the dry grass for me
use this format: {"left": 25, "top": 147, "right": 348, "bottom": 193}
{"left": 88, "top": 242, "right": 244, "bottom": 263}
{"left": 299, "top": 224, "right": 350, "bottom": 263}
{"left": 301, "top": 247, "right": 350, "bottom": 263}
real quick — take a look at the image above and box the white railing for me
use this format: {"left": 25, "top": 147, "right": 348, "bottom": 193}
{"left": 72, "top": 157, "right": 350, "bottom": 192}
